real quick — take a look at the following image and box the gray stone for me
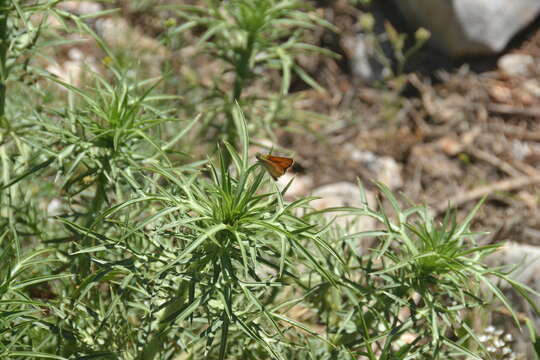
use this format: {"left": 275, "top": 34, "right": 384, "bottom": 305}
{"left": 346, "top": 4, "right": 394, "bottom": 82}
{"left": 523, "top": 79, "right": 540, "bottom": 98}
{"left": 311, "top": 182, "right": 378, "bottom": 250}
{"left": 351, "top": 33, "right": 391, "bottom": 81}
{"left": 485, "top": 241, "right": 540, "bottom": 343}
{"left": 344, "top": 145, "right": 403, "bottom": 190}
{"left": 394, "top": 0, "right": 540, "bottom": 57}
{"left": 498, "top": 54, "right": 537, "bottom": 77}
{"left": 58, "top": 1, "right": 103, "bottom": 16}
{"left": 485, "top": 242, "right": 540, "bottom": 289}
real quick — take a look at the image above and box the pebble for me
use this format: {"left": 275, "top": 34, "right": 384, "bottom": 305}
{"left": 311, "top": 182, "right": 378, "bottom": 250}
{"left": 498, "top": 53, "right": 537, "bottom": 77}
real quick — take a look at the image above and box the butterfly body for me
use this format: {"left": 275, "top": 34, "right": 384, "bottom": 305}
{"left": 256, "top": 153, "right": 294, "bottom": 180}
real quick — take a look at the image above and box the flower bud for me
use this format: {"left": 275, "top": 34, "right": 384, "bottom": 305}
{"left": 415, "top": 27, "right": 431, "bottom": 43}
{"left": 359, "top": 13, "right": 375, "bottom": 32}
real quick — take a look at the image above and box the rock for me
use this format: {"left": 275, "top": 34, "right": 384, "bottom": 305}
{"left": 394, "top": 0, "right": 540, "bottom": 57}
{"left": 279, "top": 173, "right": 314, "bottom": 200}
{"left": 488, "top": 82, "right": 514, "bottom": 104}
{"left": 485, "top": 242, "right": 540, "bottom": 290}
{"left": 58, "top": 1, "right": 103, "bottom": 16}
{"left": 311, "top": 182, "right": 371, "bottom": 209}
{"left": 344, "top": 4, "right": 394, "bottom": 82}
{"left": 311, "top": 182, "right": 378, "bottom": 250}
{"left": 437, "top": 137, "right": 463, "bottom": 156}
{"left": 46, "top": 58, "right": 99, "bottom": 87}
{"left": 484, "top": 241, "right": 540, "bottom": 338}
{"left": 498, "top": 54, "right": 537, "bottom": 77}
{"left": 344, "top": 145, "right": 403, "bottom": 190}
{"left": 47, "top": 198, "right": 62, "bottom": 216}
{"left": 523, "top": 79, "right": 540, "bottom": 98}
{"left": 510, "top": 139, "right": 531, "bottom": 161}
{"left": 350, "top": 33, "right": 391, "bottom": 82}
{"left": 368, "top": 155, "right": 403, "bottom": 190}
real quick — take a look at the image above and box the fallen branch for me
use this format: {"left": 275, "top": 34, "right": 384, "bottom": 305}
{"left": 466, "top": 147, "right": 521, "bottom": 178}
{"left": 434, "top": 175, "right": 540, "bottom": 215}
{"left": 488, "top": 122, "right": 540, "bottom": 141}
{"left": 487, "top": 103, "right": 540, "bottom": 118}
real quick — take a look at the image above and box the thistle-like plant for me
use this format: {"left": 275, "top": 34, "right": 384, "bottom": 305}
{"left": 53, "top": 107, "right": 341, "bottom": 359}
{"left": 303, "top": 184, "right": 540, "bottom": 359}
{"left": 166, "top": 0, "right": 336, "bottom": 145}
{"left": 0, "top": 2, "right": 75, "bottom": 357}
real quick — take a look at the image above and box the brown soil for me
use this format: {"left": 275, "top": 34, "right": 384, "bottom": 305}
{"left": 280, "top": 2, "right": 540, "bottom": 246}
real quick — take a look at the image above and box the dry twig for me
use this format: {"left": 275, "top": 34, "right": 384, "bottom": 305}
{"left": 466, "top": 147, "right": 522, "bottom": 177}
{"left": 488, "top": 103, "right": 540, "bottom": 118}
{"left": 434, "top": 175, "right": 540, "bottom": 215}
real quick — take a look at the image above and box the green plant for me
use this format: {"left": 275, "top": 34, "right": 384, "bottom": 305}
{"left": 31, "top": 109, "right": 537, "bottom": 359}
{"left": 359, "top": 12, "right": 430, "bottom": 89}
{"left": 0, "top": 2, "right": 71, "bottom": 357}
{"left": 2, "top": 2, "right": 540, "bottom": 360}
{"left": 50, "top": 107, "right": 341, "bottom": 359}
{"left": 0, "top": 238, "right": 71, "bottom": 359}
{"left": 303, "top": 185, "right": 539, "bottom": 359}
{"left": 165, "top": 0, "right": 336, "bottom": 146}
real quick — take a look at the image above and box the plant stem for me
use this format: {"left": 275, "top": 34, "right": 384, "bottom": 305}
{"left": 232, "top": 32, "right": 255, "bottom": 102}
{"left": 140, "top": 280, "right": 191, "bottom": 359}
{"left": 86, "top": 171, "right": 107, "bottom": 227}
{"left": 227, "top": 31, "right": 256, "bottom": 149}
{"left": 0, "top": 0, "right": 9, "bottom": 123}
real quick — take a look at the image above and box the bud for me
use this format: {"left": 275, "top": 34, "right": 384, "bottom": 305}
{"left": 415, "top": 27, "right": 431, "bottom": 43}
{"left": 359, "top": 13, "right": 375, "bottom": 32}
{"left": 164, "top": 17, "right": 177, "bottom": 28}
{"left": 102, "top": 56, "right": 113, "bottom": 66}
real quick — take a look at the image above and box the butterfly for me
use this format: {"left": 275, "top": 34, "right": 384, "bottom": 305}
{"left": 256, "top": 153, "right": 294, "bottom": 180}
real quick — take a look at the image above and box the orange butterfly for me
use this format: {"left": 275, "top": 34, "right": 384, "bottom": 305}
{"left": 256, "top": 153, "right": 294, "bottom": 180}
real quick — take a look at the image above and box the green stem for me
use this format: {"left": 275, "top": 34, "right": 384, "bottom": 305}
{"left": 0, "top": 0, "right": 9, "bottom": 122}
{"left": 140, "top": 280, "right": 191, "bottom": 359}
{"left": 75, "top": 171, "right": 107, "bottom": 278}
{"left": 86, "top": 171, "right": 107, "bottom": 227}
{"left": 227, "top": 31, "right": 256, "bottom": 149}
{"left": 232, "top": 32, "right": 255, "bottom": 102}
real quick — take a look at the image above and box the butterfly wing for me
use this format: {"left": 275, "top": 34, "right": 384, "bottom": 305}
{"left": 256, "top": 153, "right": 294, "bottom": 180}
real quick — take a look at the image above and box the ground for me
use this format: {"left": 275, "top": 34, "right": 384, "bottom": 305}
{"left": 281, "top": 2, "right": 540, "bottom": 247}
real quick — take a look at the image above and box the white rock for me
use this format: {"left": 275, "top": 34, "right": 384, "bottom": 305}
{"left": 510, "top": 140, "right": 531, "bottom": 161}
{"left": 394, "top": 0, "right": 540, "bottom": 57}
{"left": 485, "top": 242, "right": 540, "bottom": 291}
{"left": 351, "top": 33, "right": 391, "bottom": 81}
{"left": 311, "top": 182, "right": 378, "bottom": 250}
{"left": 68, "top": 48, "right": 85, "bottom": 61}
{"left": 523, "top": 79, "right": 540, "bottom": 98}
{"left": 346, "top": 5, "right": 393, "bottom": 82}
{"left": 345, "top": 145, "right": 403, "bottom": 190}
{"left": 278, "top": 173, "right": 314, "bottom": 200}
{"left": 498, "top": 54, "right": 537, "bottom": 77}
{"left": 58, "top": 1, "right": 103, "bottom": 16}
{"left": 47, "top": 198, "right": 62, "bottom": 216}
{"left": 371, "top": 156, "right": 403, "bottom": 190}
